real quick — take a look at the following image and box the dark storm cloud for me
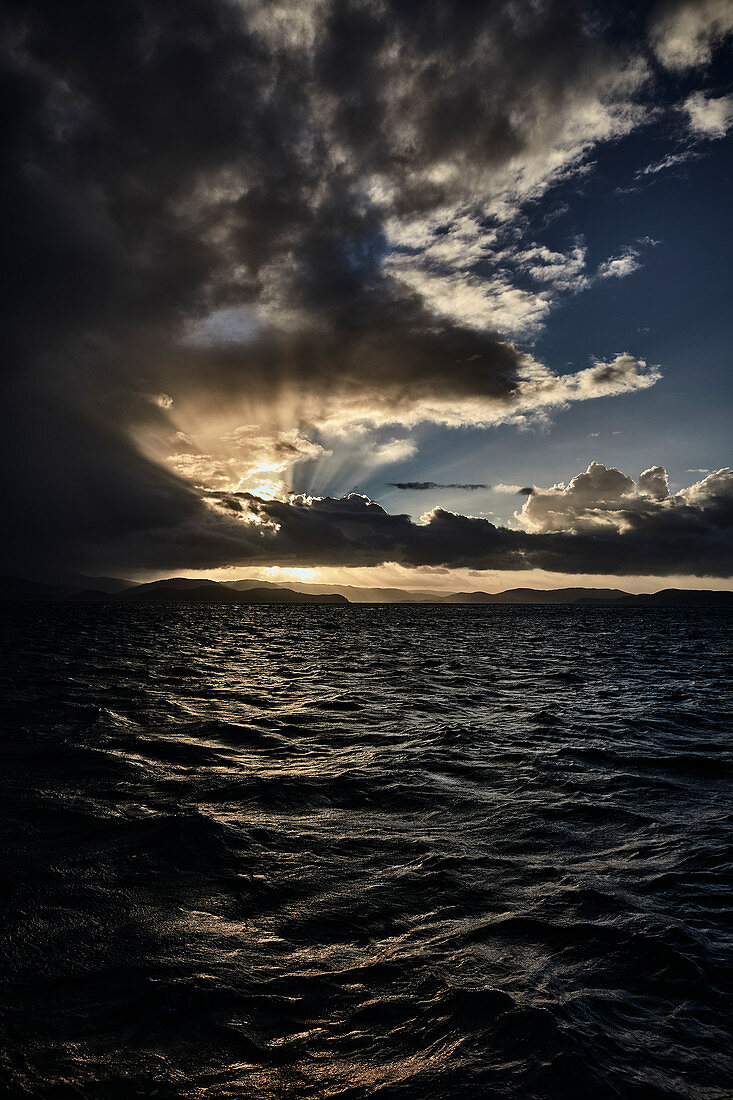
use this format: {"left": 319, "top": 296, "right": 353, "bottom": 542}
{"left": 81, "top": 466, "right": 733, "bottom": 578}
{"left": 389, "top": 482, "right": 488, "bottom": 491}
{"left": 1, "top": 0, "right": 723, "bottom": 577}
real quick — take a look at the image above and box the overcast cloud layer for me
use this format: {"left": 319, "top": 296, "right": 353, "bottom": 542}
{"left": 2, "top": 0, "right": 731, "bottom": 576}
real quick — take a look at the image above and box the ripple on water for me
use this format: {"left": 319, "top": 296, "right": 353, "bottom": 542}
{"left": 0, "top": 602, "right": 731, "bottom": 1099}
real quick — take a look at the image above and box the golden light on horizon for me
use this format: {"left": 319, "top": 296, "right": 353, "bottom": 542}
{"left": 260, "top": 566, "right": 320, "bottom": 582}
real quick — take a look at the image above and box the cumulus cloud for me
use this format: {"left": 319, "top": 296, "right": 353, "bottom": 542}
{"left": 517, "top": 462, "right": 639, "bottom": 533}
{"left": 638, "top": 465, "right": 671, "bottom": 500}
{"left": 514, "top": 463, "right": 732, "bottom": 551}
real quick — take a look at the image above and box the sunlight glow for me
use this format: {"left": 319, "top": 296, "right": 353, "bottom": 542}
{"left": 245, "top": 478, "right": 289, "bottom": 500}
{"left": 261, "top": 566, "right": 320, "bottom": 582}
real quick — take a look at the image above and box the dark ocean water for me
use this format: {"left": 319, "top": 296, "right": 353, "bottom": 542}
{"left": 1, "top": 603, "right": 732, "bottom": 1100}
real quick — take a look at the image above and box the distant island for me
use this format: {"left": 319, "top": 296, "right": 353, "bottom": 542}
{"left": 1, "top": 574, "right": 732, "bottom": 607}
{"left": 0, "top": 576, "right": 348, "bottom": 605}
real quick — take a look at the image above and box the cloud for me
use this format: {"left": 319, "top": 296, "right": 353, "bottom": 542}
{"left": 597, "top": 237, "right": 660, "bottom": 281}
{"left": 76, "top": 465, "right": 733, "bottom": 579}
{"left": 367, "top": 439, "right": 419, "bottom": 466}
{"left": 149, "top": 393, "right": 174, "bottom": 410}
{"left": 638, "top": 464, "right": 671, "bottom": 500}
{"left": 635, "top": 148, "right": 700, "bottom": 180}
{"left": 385, "top": 232, "right": 658, "bottom": 338}
{"left": 183, "top": 307, "right": 259, "bottom": 346}
{"left": 684, "top": 91, "right": 733, "bottom": 137}
{"left": 0, "top": 0, "right": 716, "bottom": 576}
{"left": 389, "top": 482, "right": 488, "bottom": 491}
{"left": 650, "top": 0, "right": 733, "bottom": 70}
{"left": 517, "top": 462, "right": 640, "bottom": 533}
{"left": 165, "top": 427, "right": 330, "bottom": 490}
{"left": 515, "top": 242, "right": 588, "bottom": 292}
{"left": 382, "top": 260, "right": 554, "bottom": 338}
{"left": 597, "top": 248, "right": 644, "bottom": 281}
{"left": 514, "top": 463, "right": 733, "bottom": 554}
{"left": 156, "top": 337, "right": 661, "bottom": 438}
{"left": 632, "top": 90, "right": 731, "bottom": 183}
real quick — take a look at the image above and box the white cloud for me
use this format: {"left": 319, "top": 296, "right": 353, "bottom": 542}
{"left": 386, "top": 226, "right": 657, "bottom": 339}
{"left": 597, "top": 249, "right": 643, "bottom": 281}
{"left": 364, "top": 438, "right": 419, "bottom": 467}
{"left": 517, "top": 461, "right": 637, "bottom": 532}
{"left": 638, "top": 464, "right": 670, "bottom": 500}
{"left": 597, "top": 238, "right": 659, "bottom": 281}
{"left": 516, "top": 461, "right": 732, "bottom": 536}
{"left": 385, "top": 260, "right": 553, "bottom": 338}
{"left": 684, "top": 91, "right": 733, "bottom": 137}
{"left": 359, "top": 45, "right": 652, "bottom": 344}
{"left": 515, "top": 242, "right": 588, "bottom": 290}
{"left": 651, "top": 0, "right": 733, "bottom": 71}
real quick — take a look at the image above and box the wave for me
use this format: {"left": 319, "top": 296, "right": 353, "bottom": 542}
{"left": 0, "top": 602, "right": 731, "bottom": 1098}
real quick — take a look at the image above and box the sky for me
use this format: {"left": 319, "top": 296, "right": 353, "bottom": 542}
{"left": 2, "top": 0, "right": 732, "bottom": 590}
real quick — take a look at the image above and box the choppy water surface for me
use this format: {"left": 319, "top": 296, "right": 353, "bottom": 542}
{"left": 1, "top": 603, "right": 732, "bottom": 1099}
